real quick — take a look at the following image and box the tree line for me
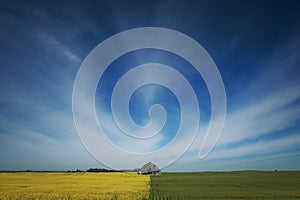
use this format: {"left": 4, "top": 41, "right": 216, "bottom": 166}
{"left": 67, "top": 168, "right": 124, "bottom": 173}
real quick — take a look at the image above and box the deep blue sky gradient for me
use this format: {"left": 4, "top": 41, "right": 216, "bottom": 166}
{"left": 0, "top": 0, "right": 300, "bottom": 171}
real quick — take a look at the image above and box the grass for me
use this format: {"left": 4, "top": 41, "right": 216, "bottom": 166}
{"left": 149, "top": 171, "right": 300, "bottom": 199}
{"left": 0, "top": 172, "right": 150, "bottom": 200}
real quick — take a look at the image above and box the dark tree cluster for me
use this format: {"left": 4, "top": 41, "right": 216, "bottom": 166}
{"left": 67, "top": 169, "right": 83, "bottom": 173}
{"left": 85, "top": 168, "right": 122, "bottom": 172}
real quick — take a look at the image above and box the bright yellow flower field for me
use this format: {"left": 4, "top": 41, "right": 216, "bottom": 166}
{"left": 0, "top": 172, "right": 150, "bottom": 200}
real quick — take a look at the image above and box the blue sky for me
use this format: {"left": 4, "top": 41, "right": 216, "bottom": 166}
{"left": 0, "top": 0, "right": 300, "bottom": 171}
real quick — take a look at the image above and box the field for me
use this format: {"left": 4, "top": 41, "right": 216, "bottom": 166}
{"left": 0, "top": 172, "right": 150, "bottom": 200}
{"left": 150, "top": 171, "right": 300, "bottom": 199}
{"left": 1, "top": 171, "right": 300, "bottom": 199}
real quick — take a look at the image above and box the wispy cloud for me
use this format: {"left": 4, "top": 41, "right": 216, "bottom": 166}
{"left": 36, "top": 32, "right": 82, "bottom": 63}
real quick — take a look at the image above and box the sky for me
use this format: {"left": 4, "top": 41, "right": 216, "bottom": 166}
{"left": 0, "top": 0, "right": 300, "bottom": 171}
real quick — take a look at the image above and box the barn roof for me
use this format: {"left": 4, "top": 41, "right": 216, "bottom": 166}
{"left": 140, "top": 162, "right": 160, "bottom": 174}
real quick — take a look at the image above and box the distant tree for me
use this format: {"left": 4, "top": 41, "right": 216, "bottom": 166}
{"left": 86, "top": 168, "right": 122, "bottom": 172}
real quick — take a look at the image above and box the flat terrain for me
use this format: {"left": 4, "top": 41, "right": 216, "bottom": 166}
{"left": 150, "top": 171, "right": 300, "bottom": 199}
{"left": 1, "top": 171, "right": 300, "bottom": 199}
{"left": 0, "top": 172, "right": 150, "bottom": 200}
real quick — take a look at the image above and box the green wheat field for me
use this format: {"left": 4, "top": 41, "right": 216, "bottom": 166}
{"left": 149, "top": 171, "right": 300, "bottom": 199}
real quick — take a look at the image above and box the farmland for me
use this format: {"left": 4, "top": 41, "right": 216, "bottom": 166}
{"left": 0, "top": 172, "right": 150, "bottom": 200}
{"left": 1, "top": 171, "right": 300, "bottom": 199}
{"left": 150, "top": 171, "right": 300, "bottom": 199}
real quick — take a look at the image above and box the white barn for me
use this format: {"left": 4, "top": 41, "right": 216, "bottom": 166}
{"left": 138, "top": 162, "right": 161, "bottom": 175}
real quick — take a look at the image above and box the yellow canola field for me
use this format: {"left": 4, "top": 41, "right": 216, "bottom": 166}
{"left": 0, "top": 172, "right": 150, "bottom": 200}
